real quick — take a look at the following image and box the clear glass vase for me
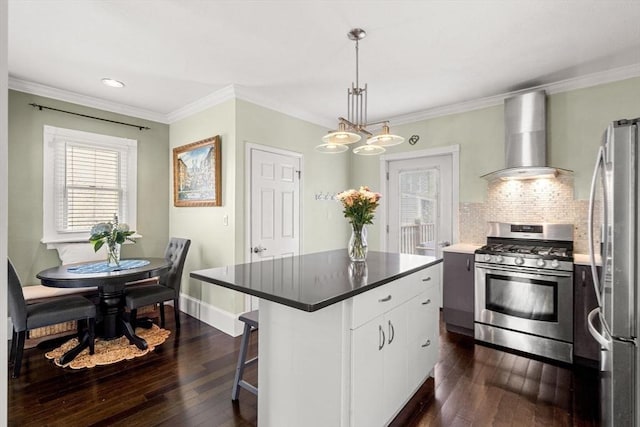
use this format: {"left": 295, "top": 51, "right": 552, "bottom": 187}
{"left": 348, "top": 224, "right": 368, "bottom": 262}
{"left": 107, "top": 243, "right": 121, "bottom": 267}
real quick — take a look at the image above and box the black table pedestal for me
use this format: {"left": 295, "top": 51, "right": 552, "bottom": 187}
{"left": 59, "top": 331, "right": 91, "bottom": 365}
{"left": 100, "top": 286, "right": 123, "bottom": 339}
{"left": 99, "top": 284, "right": 147, "bottom": 350}
{"left": 120, "top": 316, "right": 148, "bottom": 350}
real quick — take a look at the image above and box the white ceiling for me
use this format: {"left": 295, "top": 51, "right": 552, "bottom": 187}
{"left": 8, "top": 1, "right": 640, "bottom": 127}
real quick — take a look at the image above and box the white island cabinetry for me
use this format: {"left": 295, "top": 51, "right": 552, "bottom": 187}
{"left": 351, "top": 268, "right": 439, "bottom": 426}
{"left": 259, "top": 263, "right": 440, "bottom": 427}
{"left": 191, "top": 250, "right": 441, "bottom": 427}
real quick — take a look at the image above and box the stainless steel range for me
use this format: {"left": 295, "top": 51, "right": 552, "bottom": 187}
{"left": 474, "top": 222, "right": 574, "bottom": 363}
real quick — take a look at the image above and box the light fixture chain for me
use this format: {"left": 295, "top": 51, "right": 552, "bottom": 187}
{"left": 347, "top": 88, "right": 351, "bottom": 126}
{"left": 355, "top": 39, "right": 359, "bottom": 91}
{"left": 364, "top": 83, "right": 367, "bottom": 127}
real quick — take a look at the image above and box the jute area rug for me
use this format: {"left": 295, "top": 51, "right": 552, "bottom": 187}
{"left": 45, "top": 324, "right": 171, "bottom": 369}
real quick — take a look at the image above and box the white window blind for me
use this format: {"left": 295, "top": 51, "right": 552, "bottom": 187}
{"left": 62, "top": 143, "right": 125, "bottom": 230}
{"left": 43, "top": 126, "right": 137, "bottom": 244}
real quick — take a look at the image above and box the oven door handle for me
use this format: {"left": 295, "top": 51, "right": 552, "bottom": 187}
{"left": 587, "top": 307, "right": 611, "bottom": 351}
{"left": 475, "top": 264, "right": 573, "bottom": 278}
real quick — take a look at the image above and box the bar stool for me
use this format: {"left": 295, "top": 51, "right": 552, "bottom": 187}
{"left": 232, "top": 310, "right": 259, "bottom": 400}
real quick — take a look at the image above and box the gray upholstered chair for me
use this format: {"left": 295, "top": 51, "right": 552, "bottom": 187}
{"left": 8, "top": 259, "right": 96, "bottom": 378}
{"left": 125, "top": 238, "right": 191, "bottom": 330}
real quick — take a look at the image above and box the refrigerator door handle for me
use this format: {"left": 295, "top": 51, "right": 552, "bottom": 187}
{"left": 587, "top": 307, "right": 612, "bottom": 350}
{"left": 588, "top": 144, "right": 606, "bottom": 309}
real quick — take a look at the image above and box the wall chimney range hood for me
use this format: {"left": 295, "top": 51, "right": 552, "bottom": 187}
{"left": 481, "top": 90, "right": 572, "bottom": 181}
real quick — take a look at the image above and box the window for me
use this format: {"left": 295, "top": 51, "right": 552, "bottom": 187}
{"left": 42, "top": 126, "right": 137, "bottom": 244}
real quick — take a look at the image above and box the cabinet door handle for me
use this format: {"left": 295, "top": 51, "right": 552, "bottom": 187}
{"left": 378, "top": 295, "right": 392, "bottom": 303}
{"left": 421, "top": 339, "right": 432, "bottom": 348}
{"left": 388, "top": 320, "right": 395, "bottom": 344}
{"left": 421, "top": 299, "right": 431, "bottom": 305}
{"left": 582, "top": 269, "right": 586, "bottom": 286}
{"left": 422, "top": 277, "right": 431, "bottom": 282}
{"left": 466, "top": 258, "right": 471, "bottom": 271}
{"left": 378, "top": 325, "right": 385, "bottom": 350}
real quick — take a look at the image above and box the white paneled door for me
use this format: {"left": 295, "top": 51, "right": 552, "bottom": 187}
{"left": 385, "top": 151, "right": 456, "bottom": 309}
{"left": 248, "top": 146, "right": 301, "bottom": 310}
{"left": 386, "top": 154, "right": 453, "bottom": 259}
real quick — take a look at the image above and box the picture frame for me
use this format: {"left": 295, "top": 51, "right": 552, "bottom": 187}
{"left": 173, "top": 135, "right": 222, "bottom": 207}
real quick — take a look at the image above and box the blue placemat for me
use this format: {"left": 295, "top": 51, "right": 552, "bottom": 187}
{"left": 68, "top": 259, "right": 151, "bottom": 274}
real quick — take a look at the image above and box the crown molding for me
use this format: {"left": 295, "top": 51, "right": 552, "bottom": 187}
{"left": 232, "top": 85, "right": 335, "bottom": 129}
{"left": 165, "top": 84, "right": 237, "bottom": 123}
{"left": 543, "top": 63, "right": 640, "bottom": 95}
{"left": 10, "top": 62, "right": 640, "bottom": 130}
{"left": 389, "top": 63, "right": 640, "bottom": 126}
{"left": 8, "top": 77, "right": 169, "bottom": 124}
{"left": 166, "top": 84, "right": 334, "bottom": 128}
{"left": 390, "top": 95, "right": 505, "bottom": 126}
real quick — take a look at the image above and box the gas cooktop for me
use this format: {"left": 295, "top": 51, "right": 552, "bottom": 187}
{"left": 474, "top": 222, "right": 574, "bottom": 270}
{"left": 476, "top": 243, "right": 572, "bottom": 259}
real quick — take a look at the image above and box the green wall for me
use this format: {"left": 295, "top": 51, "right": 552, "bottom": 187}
{"left": 169, "top": 99, "right": 240, "bottom": 313}
{"left": 548, "top": 77, "right": 640, "bottom": 199}
{"left": 169, "top": 98, "right": 351, "bottom": 315}
{"left": 8, "top": 90, "right": 170, "bottom": 284}
{"left": 235, "top": 99, "right": 350, "bottom": 256}
{"left": 351, "top": 76, "right": 640, "bottom": 250}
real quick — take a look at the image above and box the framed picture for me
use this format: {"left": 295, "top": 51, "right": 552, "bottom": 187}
{"left": 173, "top": 135, "right": 222, "bottom": 207}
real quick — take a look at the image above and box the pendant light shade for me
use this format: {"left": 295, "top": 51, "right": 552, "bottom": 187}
{"left": 317, "top": 28, "right": 404, "bottom": 156}
{"left": 315, "top": 142, "right": 350, "bottom": 153}
{"left": 321, "top": 122, "right": 361, "bottom": 145}
{"left": 366, "top": 124, "right": 405, "bottom": 147}
{"left": 353, "top": 144, "right": 386, "bottom": 156}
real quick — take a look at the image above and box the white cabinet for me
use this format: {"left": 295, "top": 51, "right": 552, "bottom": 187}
{"left": 407, "top": 290, "right": 439, "bottom": 392}
{"left": 351, "top": 314, "right": 385, "bottom": 425}
{"left": 351, "top": 303, "right": 409, "bottom": 426}
{"left": 350, "top": 265, "right": 440, "bottom": 427}
{"left": 257, "top": 262, "right": 441, "bottom": 427}
{"left": 383, "top": 304, "right": 409, "bottom": 418}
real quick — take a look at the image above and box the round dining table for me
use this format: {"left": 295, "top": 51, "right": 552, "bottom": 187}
{"left": 37, "top": 257, "right": 171, "bottom": 363}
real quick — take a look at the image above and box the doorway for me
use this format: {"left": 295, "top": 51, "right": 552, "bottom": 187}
{"left": 245, "top": 143, "right": 302, "bottom": 310}
{"left": 381, "top": 146, "right": 459, "bottom": 307}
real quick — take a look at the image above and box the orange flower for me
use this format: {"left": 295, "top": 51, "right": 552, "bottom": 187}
{"left": 336, "top": 186, "right": 382, "bottom": 227}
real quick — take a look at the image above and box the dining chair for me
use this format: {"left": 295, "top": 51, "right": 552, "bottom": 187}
{"left": 125, "top": 237, "right": 191, "bottom": 330}
{"left": 7, "top": 258, "right": 96, "bottom": 378}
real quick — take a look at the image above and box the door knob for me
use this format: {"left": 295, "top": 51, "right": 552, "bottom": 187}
{"left": 252, "top": 245, "right": 267, "bottom": 254}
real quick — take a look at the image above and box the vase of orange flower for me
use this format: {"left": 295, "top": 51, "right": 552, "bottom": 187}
{"left": 337, "top": 186, "right": 382, "bottom": 262}
{"left": 348, "top": 225, "right": 368, "bottom": 262}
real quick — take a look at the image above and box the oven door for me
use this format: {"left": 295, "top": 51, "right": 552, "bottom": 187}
{"left": 474, "top": 263, "right": 573, "bottom": 343}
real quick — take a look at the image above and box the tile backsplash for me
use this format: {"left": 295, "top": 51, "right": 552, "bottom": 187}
{"left": 459, "top": 174, "right": 598, "bottom": 254}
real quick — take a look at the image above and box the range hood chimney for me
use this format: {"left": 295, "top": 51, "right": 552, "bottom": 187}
{"left": 481, "top": 90, "right": 572, "bottom": 181}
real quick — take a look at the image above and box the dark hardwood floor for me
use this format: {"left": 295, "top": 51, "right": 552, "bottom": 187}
{"left": 8, "top": 310, "right": 600, "bottom": 426}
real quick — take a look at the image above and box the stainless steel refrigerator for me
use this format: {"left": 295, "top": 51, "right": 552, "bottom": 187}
{"left": 588, "top": 118, "right": 640, "bottom": 427}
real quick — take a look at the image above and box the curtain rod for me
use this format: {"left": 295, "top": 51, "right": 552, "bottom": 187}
{"left": 29, "top": 103, "right": 151, "bottom": 131}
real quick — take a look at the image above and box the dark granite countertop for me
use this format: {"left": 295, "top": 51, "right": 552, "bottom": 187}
{"left": 190, "top": 250, "right": 442, "bottom": 312}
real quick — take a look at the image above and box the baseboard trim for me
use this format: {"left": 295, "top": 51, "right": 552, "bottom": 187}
{"left": 179, "top": 293, "right": 245, "bottom": 337}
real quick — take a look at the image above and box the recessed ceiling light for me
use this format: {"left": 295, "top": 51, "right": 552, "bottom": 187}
{"left": 101, "top": 78, "right": 125, "bottom": 88}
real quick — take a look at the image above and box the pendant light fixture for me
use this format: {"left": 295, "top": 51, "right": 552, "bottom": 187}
{"left": 316, "top": 28, "right": 404, "bottom": 155}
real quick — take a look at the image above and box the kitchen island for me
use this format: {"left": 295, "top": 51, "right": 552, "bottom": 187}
{"left": 191, "top": 250, "right": 442, "bottom": 427}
